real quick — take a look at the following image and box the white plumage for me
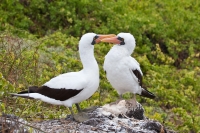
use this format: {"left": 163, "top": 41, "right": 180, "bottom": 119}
{"left": 11, "top": 33, "right": 116, "bottom": 121}
{"left": 102, "top": 33, "right": 155, "bottom": 101}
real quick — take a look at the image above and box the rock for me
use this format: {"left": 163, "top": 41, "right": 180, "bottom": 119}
{"left": 0, "top": 113, "right": 30, "bottom": 133}
{"left": 103, "top": 99, "right": 145, "bottom": 120}
{"left": 0, "top": 100, "right": 176, "bottom": 133}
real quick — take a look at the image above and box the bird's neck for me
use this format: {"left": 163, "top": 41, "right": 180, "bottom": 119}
{"left": 106, "top": 46, "right": 129, "bottom": 61}
{"left": 79, "top": 48, "right": 99, "bottom": 73}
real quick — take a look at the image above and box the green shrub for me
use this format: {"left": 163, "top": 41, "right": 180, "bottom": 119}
{"left": 0, "top": 0, "right": 200, "bottom": 132}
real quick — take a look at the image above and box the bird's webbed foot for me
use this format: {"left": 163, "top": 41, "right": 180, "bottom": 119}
{"left": 73, "top": 112, "right": 90, "bottom": 122}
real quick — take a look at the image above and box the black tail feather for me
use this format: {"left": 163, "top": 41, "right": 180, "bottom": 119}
{"left": 18, "top": 86, "right": 38, "bottom": 94}
{"left": 141, "top": 88, "right": 155, "bottom": 99}
{"left": 13, "top": 95, "right": 34, "bottom": 99}
{"left": 10, "top": 86, "right": 39, "bottom": 99}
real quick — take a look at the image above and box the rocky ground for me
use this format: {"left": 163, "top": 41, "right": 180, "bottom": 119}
{"left": 0, "top": 100, "right": 176, "bottom": 133}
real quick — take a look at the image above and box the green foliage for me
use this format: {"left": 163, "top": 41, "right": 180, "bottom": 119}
{"left": 0, "top": 0, "right": 200, "bottom": 132}
{"left": 0, "top": 72, "right": 15, "bottom": 113}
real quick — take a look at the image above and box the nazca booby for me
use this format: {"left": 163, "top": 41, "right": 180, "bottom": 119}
{"left": 11, "top": 33, "right": 116, "bottom": 122}
{"left": 102, "top": 33, "right": 155, "bottom": 106}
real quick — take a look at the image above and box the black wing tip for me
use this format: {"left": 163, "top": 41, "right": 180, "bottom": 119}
{"left": 16, "top": 86, "right": 39, "bottom": 94}
{"left": 141, "top": 88, "right": 156, "bottom": 99}
{"left": 10, "top": 93, "right": 34, "bottom": 99}
{"left": 10, "top": 93, "right": 16, "bottom": 97}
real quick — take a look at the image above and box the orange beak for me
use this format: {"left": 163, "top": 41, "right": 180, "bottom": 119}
{"left": 95, "top": 34, "right": 116, "bottom": 43}
{"left": 100, "top": 36, "right": 121, "bottom": 44}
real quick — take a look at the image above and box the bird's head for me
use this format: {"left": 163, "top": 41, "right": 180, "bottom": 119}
{"left": 79, "top": 33, "right": 116, "bottom": 49}
{"left": 101, "top": 32, "right": 136, "bottom": 55}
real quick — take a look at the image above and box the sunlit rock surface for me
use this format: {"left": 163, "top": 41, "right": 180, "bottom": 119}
{"left": 0, "top": 100, "right": 176, "bottom": 133}
{"left": 0, "top": 114, "right": 29, "bottom": 133}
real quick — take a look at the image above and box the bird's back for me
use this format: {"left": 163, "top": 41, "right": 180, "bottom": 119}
{"left": 44, "top": 71, "right": 87, "bottom": 90}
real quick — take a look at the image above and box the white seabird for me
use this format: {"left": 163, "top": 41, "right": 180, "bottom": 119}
{"left": 11, "top": 33, "right": 116, "bottom": 122}
{"left": 102, "top": 33, "right": 155, "bottom": 106}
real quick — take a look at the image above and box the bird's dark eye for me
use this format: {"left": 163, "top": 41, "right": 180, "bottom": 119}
{"left": 91, "top": 35, "right": 99, "bottom": 45}
{"left": 94, "top": 35, "right": 99, "bottom": 40}
{"left": 117, "top": 37, "right": 125, "bottom": 45}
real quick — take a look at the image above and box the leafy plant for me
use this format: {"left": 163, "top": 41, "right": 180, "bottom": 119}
{"left": 0, "top": 0, "right": 200, "bottom": 132}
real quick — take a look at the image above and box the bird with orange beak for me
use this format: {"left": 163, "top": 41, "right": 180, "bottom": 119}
{"left": 101, "top": 33, "right": 155, "bottom": 107}
{"left": 11, "top": 33, "right": 116, "bottom": 122}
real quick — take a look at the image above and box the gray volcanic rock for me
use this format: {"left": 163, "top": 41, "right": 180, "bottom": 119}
{"left": 0, "top": 100, "right": 176, "bottom": 133}
{"left": 102, "top": 99, "right": 145, "bottom": 120}
{"left": 0, "top": 113, "right": 30, "bottom": 133}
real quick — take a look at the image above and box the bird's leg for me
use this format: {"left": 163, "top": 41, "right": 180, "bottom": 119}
{"left": 66, "top": 106, "right": 90, "bottom": 122}
{"left": 75, "top": 103, "right": 81, "bottom": 112}
{"left": 65, "top": 107, "right": 75, "bottom": 120}
{"left": 132, "top": 94, "right": 137, "bottom": 108}
{"left": 69, "top": 107, "right": 75, "bottom": 116}
{"left": 119, "top": 94, "right": 123, "bottom": 99}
